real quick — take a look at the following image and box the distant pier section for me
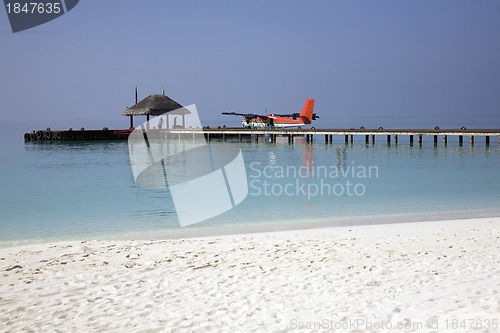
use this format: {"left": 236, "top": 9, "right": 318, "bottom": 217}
{"left": 24, "top": 128, "right": 132, "bottom": 142}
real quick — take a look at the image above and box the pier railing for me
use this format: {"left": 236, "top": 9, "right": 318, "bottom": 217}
{"left": 166, "top": 127, "right": 500, "bottom": 145}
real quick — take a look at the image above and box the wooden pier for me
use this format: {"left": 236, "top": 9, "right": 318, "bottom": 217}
{"left": 25, "top": 127, "right": 500, "bottom": 146}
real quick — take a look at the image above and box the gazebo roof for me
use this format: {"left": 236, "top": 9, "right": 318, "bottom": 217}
{"left": 122, "top": 94, "right": 190, "bottom": 116}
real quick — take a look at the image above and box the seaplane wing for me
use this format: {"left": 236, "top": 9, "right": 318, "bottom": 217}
{"left": 221, "top": 112, "right": 268, "bottom": 120}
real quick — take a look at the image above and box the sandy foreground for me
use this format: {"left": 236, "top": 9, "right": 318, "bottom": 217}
{"left": 0, "top": 218, "right": 499, "bottom": 332}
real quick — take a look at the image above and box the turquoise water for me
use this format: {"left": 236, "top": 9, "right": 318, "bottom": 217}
{"left": 1, "top": 117, "right": 500, "bottom": 245}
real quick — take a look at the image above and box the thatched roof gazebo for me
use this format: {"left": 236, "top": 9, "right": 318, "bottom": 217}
{"left": 123, "top": 94, "right": 190, "bottom": 129}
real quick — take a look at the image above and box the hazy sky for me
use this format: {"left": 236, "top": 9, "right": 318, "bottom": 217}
{"left": 1, "top": 1, "right": 500, "bottom": 130}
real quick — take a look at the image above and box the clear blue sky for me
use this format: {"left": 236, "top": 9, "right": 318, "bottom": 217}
{"left": 1, "top": 1, "right": 500, "bottom": 130}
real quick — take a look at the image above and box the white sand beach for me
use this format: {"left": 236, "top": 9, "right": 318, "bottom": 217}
{"left": 1, "top": 217, "right": 499, "bottom": 332}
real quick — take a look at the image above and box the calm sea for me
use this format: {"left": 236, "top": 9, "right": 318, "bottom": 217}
{"left": 1, "top": 116, "right": 500, "bottom": 246}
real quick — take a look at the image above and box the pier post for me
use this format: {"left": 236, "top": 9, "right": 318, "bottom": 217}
{"left": 409, "top": 135, "right": 413, "bottom": 144}
{"left": 329, "top": 135, "right": 332, "bottom": 144}
{"left": 365, "top": 135, "right": 369, "bottom": 144}
{"left": 310, "top": 134, "right": 314, "bottom": 143}
{"left": 469, "top": 136, "right": 474, "bottom": 145}
{"left": 288, "top": 134, "right": 294, "bottom": 144}
{"left": 459, "top": 135, "right": 463, "bottom": 146}
{"left": 434, "top": 135, "right": 438, "bottom": 145}
{"left": 418, "top": 135, "right": 422, "bottom": 144}
{"left": 325, "top": 134, "right": 328, "bottom": 144}
{"left": 371, "top": 135, "right": 375, "bottom": 144}
{"left": 223, "top": 134, "right": 226, "bottom": 142}
{"left": 387, "top": 135, "right": 390, "bottom": 144}
{"left": 255, "top": 134, "right": 259, "bottom": 143}
{"left": 486, "top": 136, "right": 490, "bottom": 146}
{"left": 345, "top": 135, "right": 348, "bottom": 143}
{"left": 393, "top": 135, "right": 398, "bottom": 144}
{"left": 443, "top": 135, "right": 447, "bottom": 145}
{"left": 350, "top": 135, "right": 353, "bottom": 143}
{"left": 207, "top": 133, "right": 210, "bottom": 142}
{"left": 306, "top": 134, "right": 310, "bottom": 143}
{"left": 238, "top": 134, "right": 242, "bottom": 142}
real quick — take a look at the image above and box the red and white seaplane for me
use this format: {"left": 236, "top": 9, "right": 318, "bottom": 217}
{"left": 222, "top": 99, "right": 319, "bottom": 128}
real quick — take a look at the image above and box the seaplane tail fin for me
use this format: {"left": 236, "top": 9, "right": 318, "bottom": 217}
{"left": 299, "top": 99, "right": 315, "bottom": 124}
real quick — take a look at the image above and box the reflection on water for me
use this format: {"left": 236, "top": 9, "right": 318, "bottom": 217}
{"left": 335, "top": 145, "right": 348, "bottom": 170}
{"left": 302, "top": 146, "right": 314, "bottom": 178}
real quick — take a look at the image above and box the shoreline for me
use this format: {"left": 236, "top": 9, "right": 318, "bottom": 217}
{"left": 2, "top": 208, "right": 500, "bottom": 249}
{"left": 1, "top": 217, "right": 499, "bottom": 331}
